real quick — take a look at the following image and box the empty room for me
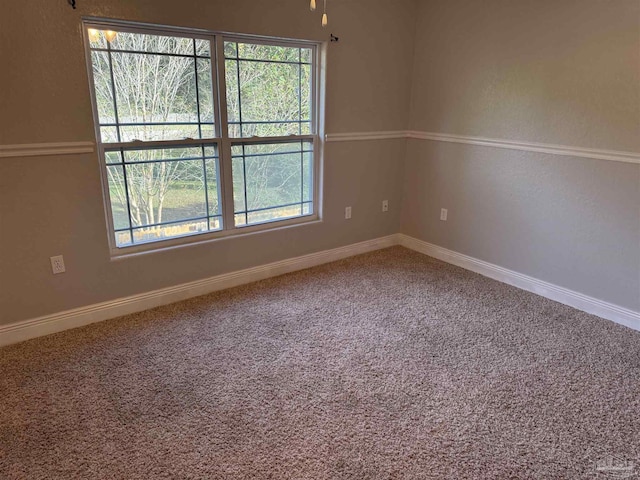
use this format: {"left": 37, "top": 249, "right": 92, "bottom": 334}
{"left": 1, "top": 0, "right": 639, "bottom": 478}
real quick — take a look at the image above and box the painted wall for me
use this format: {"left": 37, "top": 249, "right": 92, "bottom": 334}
{"left": 0, "top": 0, "right": 417, "bottom": 325}
{"left": 2, "top": 0, "right": 638, "bottom": 328}
{"left": 402, "top": 0, "right": 640, "bottom": 311}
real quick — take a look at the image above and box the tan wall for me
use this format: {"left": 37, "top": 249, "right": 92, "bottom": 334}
{"left": 402, "top": 0, "right": 640, "bottom": 311}
{"left": 0, "top": 0, "right": 417, "bottom": 325}
{"left": 2, "top": 0, "right": 638, "bottom": 327}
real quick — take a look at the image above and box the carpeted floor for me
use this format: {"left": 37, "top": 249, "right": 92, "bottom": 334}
{"left": 1, "top": 246, "right": 639, "bottom": 479}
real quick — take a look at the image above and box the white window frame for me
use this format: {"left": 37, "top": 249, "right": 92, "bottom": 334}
{"left": 82, "top": 18, "right": 325, "bottom": 258}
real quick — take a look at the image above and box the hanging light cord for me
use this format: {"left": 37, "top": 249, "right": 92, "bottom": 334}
{"left": 322, "top": 0, "right": 328, "bottom": 27}
{"left": 310, "top": 0, "right": 329, "bottom": 28}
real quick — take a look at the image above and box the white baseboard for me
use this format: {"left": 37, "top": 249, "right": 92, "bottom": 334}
{"left": 2, "top": 233, "right": 637, "bottom": 347}
{"left": 0, "top": 235, "right": 397, "bottom": 347}
{"left": 397, "top": 234, "right": 640, "bottom": 332}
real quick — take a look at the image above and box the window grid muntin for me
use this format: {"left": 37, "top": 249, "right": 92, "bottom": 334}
{"left": 90, "top": 47, "right": 211, "bottom": 60}
{"left": 105, "top": 40, "right": 122, "bottom": 142}
{"left": 115, "top": 217, "right": 222, "bottom": 247}
{"left": 298, "top": 48, "right": 302, "bottom": 136}
{"left": 105, "top": 154, "right": 219, "bottom": 166}
{"left": 100, "top": 122, "right": 212, "bottom": 127}
{"left": 85, "top": 20, "right": 320, "bottom": 252}
{"left": 234, "top": 202, "right": 313, "bottom": 227}
{"left": 223, "top": 42, "right": 312, "bottom": 66}
{"left": 193, "top": 40, "right": 204, "bottom": 140}
{"left": 230, "top": 57, "right": 312, "bottom": 66}
{"left": 227, "top": 120, "right": 311, "bottom": 125}
{"left": 114, "top": 214, "right": 223, "bottom": 233}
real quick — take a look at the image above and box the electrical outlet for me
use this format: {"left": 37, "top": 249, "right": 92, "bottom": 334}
{"left": 345, "top": 206, "right": 352, "bottom": 219}
{"left": 382, "top": 200, "right": 389, "bottom": 212}
{"left": 50, "top": 255, "right": 66, "bottom": 274}
{"left": 440, "top": 208, "right": 448, "bottom": 221}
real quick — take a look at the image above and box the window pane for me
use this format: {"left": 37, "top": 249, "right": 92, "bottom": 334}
{"left": 105, "top": 151, "right": 123, "bottom": 165}
{"left": 225, "top": 59, "right": 240, "bottom": 129}
{"left": 300, "top": 64, "right": 312, "bottom": 134}
{"left": 232, "top": 122, "right": 301, "bottom": 137}
{"left": 122, "top": 146, "right": 203, "bottom": 163}
{"left": 88, "top": 28, "right": 107, "bottom": 49}
{"left": 100, "top": 126, "right": 119, "bottom": 143}
{"left": 105, "top": 165, "right": 131, "bottom": 231}
{"left": 232, "top": 156, "right": 246, "bottom": 216}
{"left": 91, "top": 51, "right": 116, "bottom": 124}
{"left": 107, "top": 31, "right": 195, "bottom": 56}
{"left": 201, "top": 124, "right": 216, "bottom": 138}
{"left": 205, "top": 158, "right": 222, "bottom": 217}
{"left": 119, "top": 124, "right": 201, "bottom": 143}
{"left": 105, "top": 145, "right": 223, "bottom": 246}
{"left": 197, "top": 58, "right": 215, "bottom": 124}
{"left": 234, "top": 213, "right": 246, "bottom": 227}
{"left": 233, "top": 142, "right": 313, "bottom": 155}
{"left": 209, "top": 217, "right": 222, "bottom": 230}
{"left": 115, "top": 230, "right": 133, "bottom": 247}
{"left": 131, "top": 218, "right": 210, "bottom": 245}
{"left": 195, "top": 39, "right": 211, "bottom": 57}
{"left": 225, "top": 41, "right": 312, "bottom": 138}
{"left": 239, "top": 61, "right": 300, "bottom": 131}
{"left": 303, "top": 151, "right": 313, "bottom": 202}
{"left": 236, "top": 43, "right": 300, "bottom": 63}
{"left": 300, "top": 48, "right": 312, "bottom": 64}
{"left": 112, "top": 52, "right": 198, "bottom": 140}
{"left": 232, "top": 141, "right": 313, "bottom": 226}
{"left": 88, "top": 30, "right": 215, "bottom": 143}
{"left": 224, "top": 41, "right": 237, "bottom": 58}
{"left": 245, "top": 205, "right": 303, "bottom": 224}
{"left": 126, "top": 159, "right": 206, "bottom": 226}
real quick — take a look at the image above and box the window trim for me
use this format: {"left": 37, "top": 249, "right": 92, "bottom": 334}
{"left": 82, "top": 17, "right": 325, "bottom": 258}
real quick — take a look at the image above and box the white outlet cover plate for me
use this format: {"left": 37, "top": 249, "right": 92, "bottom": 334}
{"left": 50, "top": 255, "right": 66, "bottom": 274}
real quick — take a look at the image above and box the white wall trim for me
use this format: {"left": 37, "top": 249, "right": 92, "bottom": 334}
{"left": 0, "top": 235, "right": 397, "bottom": 347}
{"left": 2, "top": 232, "right": 637, "bottom": 347}
{"left": 397, "top": 234, "right": 640, "bottom": 332}
{"left": 0, "top": 142, "right": 95, "bottom": 158}
{"left": 325, "top": 130, "right": 640, "bottom": 164}
{"left": 407, "top": 131, "right": 640, "bottom": 164}
{"left": 4, "top": 133, "right": 636, "bottom": 164}
{"left": 325, "top": 131, "right": 406, "bottom": 142}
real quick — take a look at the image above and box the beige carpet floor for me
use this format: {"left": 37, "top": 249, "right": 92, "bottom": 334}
{"left": 1, "top": 246, "right": 639, "bottom": 479}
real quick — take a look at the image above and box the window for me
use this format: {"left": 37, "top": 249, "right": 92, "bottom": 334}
{"left": 84, "top": 21, "right": 320, "bottom": 252}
